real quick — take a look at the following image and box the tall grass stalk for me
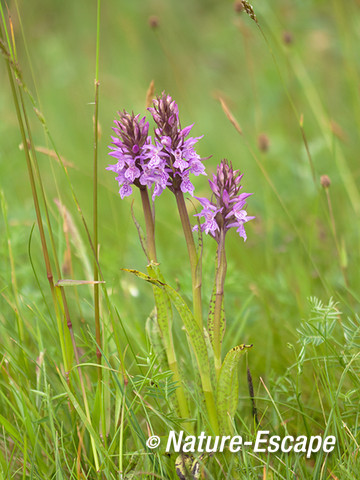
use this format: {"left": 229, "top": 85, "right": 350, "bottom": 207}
{"left": 1, "top": 11, "right": 102, "bottom": 470}
{"left": 0, "top": 21, "right": 70, "bottom": 376}
{"left": 93, "top": 0, "right": 102, "bottom": 380}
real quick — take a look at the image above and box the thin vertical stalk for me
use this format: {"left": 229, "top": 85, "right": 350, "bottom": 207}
{"left": 93, "top": 0, "right": 102, "bottom": 380}
{"left": 93, "top": 0, "right": 104, "bottom": 452}
{"left": 2, "top": 16, "right": 100, "bottom": 469}
{"left": 93, "top": 80, "right": 101, "bottom": 377}
{"left": 174, "top": 189, "right": 203, "bottom": 329}
{"left": 2, "top": 6, "right": 79, "bottom": 377}
{"left": 1, "top": 31, "right": 69, "bottom": 377}
{"left": 9, "top": 5, "right": 86, "bottom": 361}
{"left": 213, "top": 231, "right": 227, "bottom": 379}
{"left": 18, "top": 80, "right": 77, "bottom": 376}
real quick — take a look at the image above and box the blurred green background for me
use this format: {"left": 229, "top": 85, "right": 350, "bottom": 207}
{"left": 1, "top": 0, "right": 359, "bottom": 379}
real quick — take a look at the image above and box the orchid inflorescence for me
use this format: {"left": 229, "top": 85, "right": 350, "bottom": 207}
{"left": 107, "top": 92, "right": 206, "bottom": 201}
{"left": 107, "top": 92, "right": 254, "bottom": 241}
{"left": 194, "top": 160, "right": 255, "bottom": 242}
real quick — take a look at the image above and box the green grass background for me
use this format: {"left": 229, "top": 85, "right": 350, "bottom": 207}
{"left": 1, "top": 0, "right": 359, "bottom": 478}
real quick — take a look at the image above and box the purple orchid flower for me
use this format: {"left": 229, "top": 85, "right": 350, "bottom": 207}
{"left": 147, "top": 92, "right": 207, "bottom": 195}
{"left": 194, "top": 159, "right": 254, "bottom": 242}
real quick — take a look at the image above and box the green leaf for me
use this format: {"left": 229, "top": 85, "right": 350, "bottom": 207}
{"left": 217, "top": 344, "right": 252, "bottom": 434}
{"left": 203, "top": 328, "right": 216, "bottom": 393}
{"left": 207, "top": 279, "right": 225, "bottom": 350}
{"left": 121, "top": 268, "right": 164, "bottom": 287}
{"left": 124, "top": 265, "right": 218, "bottom": 430}
{"left": 145, "top": 309, "right": 169, "bottom": 373}
{"left": 175, "top": 453, "right": 203, "bottom": 480}
{"left": 146, "top": 264, "right": 173, "bottom": 349}
{"left": 158, "top": 276, "right": 212, "bottom": 392}
{"left": 124, "top": 267, "right": 209, "bottom": 387}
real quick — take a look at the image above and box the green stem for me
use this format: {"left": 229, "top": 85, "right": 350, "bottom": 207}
{"left": 140, "top": 187, "right": 157, "bottom": 262}
{"left": 140, "top": 188, "right": 191, "bottom": 424}
{"left": 174, "top": 189, "right": 203, "bottom": 329}
{"left": 213, "top": 230, "right": 227, "bottom": 380}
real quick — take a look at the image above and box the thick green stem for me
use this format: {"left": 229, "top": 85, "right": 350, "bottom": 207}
{"left": 140, "top": 188, "right": 190, "bottom": 423}
{"left": 140, "top": 188, "right": 157, "bottom": 262}
{"left": 174, "top": 190, "right": 203, "bottom": 329}
{"left": 213, "top": 230, "right": 227, "bottom": 379}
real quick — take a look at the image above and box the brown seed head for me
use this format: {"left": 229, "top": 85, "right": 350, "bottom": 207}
{"left": 282, "top": 31, "right": 293, "bottom": 45}
{"left": 320, "top": 175, "right": 331, "bottom": 189}
{"left": 148, "top": 15, "right": 159, "bottom": 29}
{"left": 240, "top": 1, "right": 258, "bottom": 23}
{"left": 258, "top": 133, "right": 270, "bottom": 152}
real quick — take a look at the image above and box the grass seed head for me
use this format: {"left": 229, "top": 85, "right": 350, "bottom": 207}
{"left": 320, "top": 175, "right": 331, "bottom": 189}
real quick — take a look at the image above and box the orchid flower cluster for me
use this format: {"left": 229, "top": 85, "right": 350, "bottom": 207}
{"left": 107, "top": 93, "right": 206, "bottom": 200}
{"left": 107, "top": 93, "right": 254, "bottom": 439}
{"left": 107, "top": 92, "right": 254, "bottom": 243}
{"left": 194, "top": 160, "right": 255, "bottom": 242}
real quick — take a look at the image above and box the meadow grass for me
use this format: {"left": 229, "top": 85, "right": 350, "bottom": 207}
{"left": 0, "top": 0, "right": 359, "bottom": 478}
